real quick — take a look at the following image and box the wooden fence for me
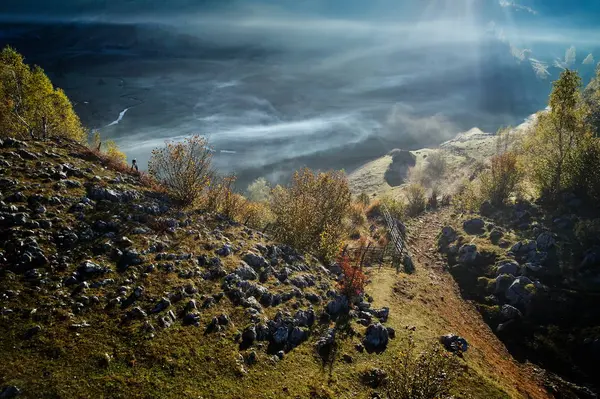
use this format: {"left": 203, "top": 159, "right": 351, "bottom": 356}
{"left": 341, "top": 203, "right": 408, "bottom": 269}
{"left": 259, "top": 203, "right": 409, "bottom": 269}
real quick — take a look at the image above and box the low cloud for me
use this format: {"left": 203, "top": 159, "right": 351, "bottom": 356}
{"left": 583, "top": 53, "right": 595, "bottom": 65}
{"left": 554, "top": 46, "right": 577, "bottom": 69}
{"left": 530, "top": 58, "right": 550, "bottom": 79}
{"left": 385, "top": 103, "right": 458, "bottom": 145}
{"left": 3, "top": 0, "right": 596, "bottom": 186}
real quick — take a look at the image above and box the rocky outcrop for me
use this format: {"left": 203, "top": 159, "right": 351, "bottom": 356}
{"left": 440, "top": 334, "right": 468, "bottom": 353}
{"left": 86, "top": 185, "right": 140, "bottom": 203}
{"left": 463, "top": 218, "right": 485, "bottom": 235}
{"left": 363, "top": 323, "right": 389, "bottom": 353}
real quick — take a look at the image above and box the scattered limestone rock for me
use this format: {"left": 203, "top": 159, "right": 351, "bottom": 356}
{"left": 243, "top": 252, "right": 269, "bottom": 269}
{"left": 501, "top": 304, "right": 523, "bottom": 321}
{"left": 150, "top": 297, "right": 171, "bottom": 314}
{"left": 242, "top": 325, "right": 257, "bottom": 346}
{"left": 463, "top": 218, "right": 485, "bottom": 234}
{"left": 489, "top": 229, "right": 504, "bottom": 244}
{"left": 0, "top": 385, "right": 21, "bottom": 398}
{"left": 496, "top": 260, "right": 519, "bottom": 276}
{"left": 458, "top": 244, "right": 478, "bottom": 264}
{"left": 326, "top": 295, "right": 349, "bottom": 316}
{"left": 505, "top": 276, "right": 535, "bottom": 307}
{"left": 361, "top": 368, "right": 387, "bottom": 388}
{"left": 315, "top": 328, "right": 336, "bottom": 355}
{"left": 495, "top": 274, "right": 516, "bottom": 294}
{"left": 536, "top": 231, "right": 556, "bottom": 251}
{"left": 87, "top": 185, "right": 140, "bottom": 203}
{"left": 236, "top": 262, "right": 259, "bottom": 281}
{"left": 440, "top": 334, "right": 468, "bottom": 353}
{"left": 183, "top": 312, "right": 201, "bottom": 326}
{"left": 77, "top": 260, "right": 110, "bottom": 277}
{"left": 363, "top": 323, "right": 389, "bottom": 353}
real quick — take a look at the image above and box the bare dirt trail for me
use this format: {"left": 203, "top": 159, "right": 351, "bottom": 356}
{"left": 404, "top": 209, "right": 551, "bottom": 399}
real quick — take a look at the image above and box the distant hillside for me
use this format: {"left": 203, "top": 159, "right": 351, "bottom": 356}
{"left": 349, "top": 113, "right": 539, "bottom": 200}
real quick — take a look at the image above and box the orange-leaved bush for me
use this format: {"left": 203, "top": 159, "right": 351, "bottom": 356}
{"left": 148, "top": 135, "right": 214, "bottom": 206}
{"left": 338, "top": 254, "right": 368, "bottom": 300}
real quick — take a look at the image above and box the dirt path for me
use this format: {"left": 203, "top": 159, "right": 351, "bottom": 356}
{"left": 403, "top": 209, "right": 551, "bottom": 399}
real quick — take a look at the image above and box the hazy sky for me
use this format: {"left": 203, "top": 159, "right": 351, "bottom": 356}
{"left": 1, "top": 0, "right": 599, "bottom": 185}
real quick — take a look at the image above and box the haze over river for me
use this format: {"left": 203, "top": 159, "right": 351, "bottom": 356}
{"left": 1, "top": 0, "right": 599, "bottom": 187}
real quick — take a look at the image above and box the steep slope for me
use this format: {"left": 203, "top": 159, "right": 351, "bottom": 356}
{"left": 0, "top": 137, "right": 551, "bottom": 398}
{"left": 434, "top": 201, "right": 600, "bottom": 397}
{"left": 0, "top": 137, "right": 347, "bottom": 398}
{"left": 403, "top": 209, "right": 549, "bottom": 399}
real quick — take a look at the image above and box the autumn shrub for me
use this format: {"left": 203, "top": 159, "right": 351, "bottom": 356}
{"left": 205, "top": 174, "right": 240, "bottom": 216}
{"left": 103, "top": 140, "right": 127, "bottom": 165}
{"left": 408, "top": 152, "right": 448, "bottom": 188}
{"left": 84, "top": 132, "right": 132, "bottom": 176}
{"left": 365, "top": 199, "right": 383, "bottom": 219}
{"left": 357, "top": 192, "right": 371, "bottom": 207}
{"left": 567, "top": 136, "right": 600, "bottom": 201}
{"left": 574, "top": 219, "right": 600, "bottom": 249}
{"left": 0, "top": 46, "right": 85, "bottom": 142}
{"left": 385, "top": 337, "right": 461, "bottom": 399}
{"left": 239, "top": 200, "right": 274, "bottom": 230}
{"left": 246, "top": 177, "right": 271, "bottom": 203}
{"left": 319, "top": 227, "right": 345, "bottom": 264}
{"left": 407, "top": 164, "right": 427, "bottom": 186}
{"left": 424, "top": 151, "right": 447, "bottom": 180}
{"left": 427, "top": 186, "right": 439, "bottom": 210}
{"left": 270, "top": 168, "right": 351, "bottom": 260}
{"left": 440, "top": 193, "right": 452, "bottom": 207}
{"left": 349, "top": 202, "right": 367, "bottom": 227}
{"left": 405, "top": 183, "right": 427, "bottom": 216}
{"left": 90, "top": 131, "right": 102, "bottom": 151}
{"left": 584, "top": 64, "right": 600, "bottom": 132}
{"left": 148, "top": 135, "right": 214, "bottom": 206}
{"left": 453, "top": 179, "right": 483, "bottom": 213}
{"left": 380, "top": 196, "right": 406, "bottom": 220}
{"left": 337, "top": 254, "right": 368, "bottom": 301}
{"left": 479, "top": 152, "right": 523, "bottom": 206}
{"left": 137, "top": 171, "right": 163, "bottom": 191}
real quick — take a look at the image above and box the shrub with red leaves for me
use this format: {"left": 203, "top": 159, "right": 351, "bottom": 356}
{"left": 338, "top": 254, "right": 367, "bottom": 300}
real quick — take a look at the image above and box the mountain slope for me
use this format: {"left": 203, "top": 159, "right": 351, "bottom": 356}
{"left": 0, "top": 137, "right": 551, "bottom": 398}
{"left": 349, "top": 113, "right": 539, "bottom": 199}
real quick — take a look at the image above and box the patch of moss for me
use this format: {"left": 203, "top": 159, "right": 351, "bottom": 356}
{"left": 525, "top": 283, "right": 537, "bottom": 294}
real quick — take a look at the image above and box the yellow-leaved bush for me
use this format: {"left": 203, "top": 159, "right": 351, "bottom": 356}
{"left": 0, "top": 46, "right": 85, "bottom": 142}
{"left": 479, "top": 152, "right": 523, "bottom": 206}
{"left": 270, "top": 168, "right": 351, "bottom": 263}
{"left": 148, "top": 135, "right": 214, "bottom": 206}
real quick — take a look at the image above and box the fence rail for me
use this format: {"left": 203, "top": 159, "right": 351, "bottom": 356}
{"left": 341, "top": 203, "right": 408, "bottom": 269}
{"left": 381, "top": 204, "right": 408, "bottom": 259}
{"left": 259, "top": 204, "right": 409, "bottom": 269}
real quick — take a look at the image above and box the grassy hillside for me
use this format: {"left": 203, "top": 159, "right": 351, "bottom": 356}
{"left": 349, "top": 117, "right": 539, "bottom": 201}
{"left": 0, "top": 137, "right": 550, "bottom": 398}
